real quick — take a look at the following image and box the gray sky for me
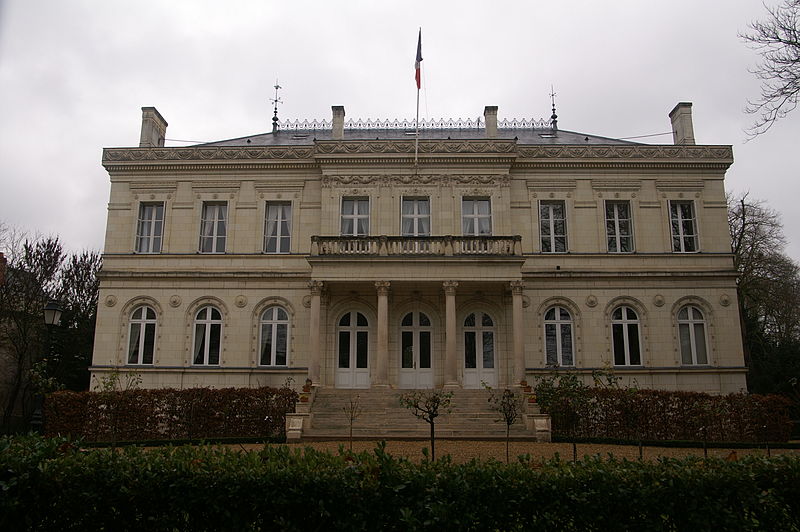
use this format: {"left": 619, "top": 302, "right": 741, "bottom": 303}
{"left": 1, "top": 0, "right": 799, "bottom": 259}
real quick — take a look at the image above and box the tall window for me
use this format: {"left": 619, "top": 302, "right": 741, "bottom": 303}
{"left": 338, "top": 311, "right": 369, "bottom": 369}
{"left": 670, "top": 201, "right": 698, "bottom": 252}
{"left": 544, "top": 306, "right": 574, "bottom": 366}
{"left": 199, "top": 202, "right": 227, "bottom": 253}
{"left": 401, "top": 311, "right": 432, "bottom": 371}
{"left": 264, "top": 202, "right": 291, "bottom": 253}
{"left": 341, "top": 198, "right": 370, "bottom": 236}
{"left": 605, "top": 201, "right": 633, "bottom": 252}
{"left": 401, "top": 198, "right": 431, "bottom": 236}
{"left": 463, "top": 312, "right": 495, "bottom": 370}
{"left": 611, "top": 306, "right": 641, "bottom": 366}
{"left": 540, "top": 201, "right": 567, "bottom": 252}
{"left": 135, "top": 202, "right": 164, "bottom": 253}
{"left": 462, "top": 198, "right": 492, "bottom": 236}
{"left": 193, "top": 306, "right": 222, "bottom": 365}
{"left": 678, "top": 305, "right": 708, "bottom": 365}
{"left": 259, "top": 306, "right": 289, "bottom": 366}
{"left": 127, "top": 306, "right": 156, "bottom": 364}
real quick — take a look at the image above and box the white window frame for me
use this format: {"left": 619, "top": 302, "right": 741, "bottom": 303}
{"left": 544, "top": 306, "right": 575, "bottom": 366}
{"left": 605, "top": 201, "right": 634, "bottom": 253}
{"left": 401, "top": 197, "right": 431, "bottom": 236}
{"left": 540, "top": 201, "right": 568, "bottom": 253}
{"left": 669, "top": 200, "right": 699, "bottom": 253}
{"left": 341, "top": 198, "right": 370, "bottom": 236}
{"left": 611, "top": 306, "right": 641, "bottom": 366}
{"left": 264, "top": 201, "right": 292, "bottom": 254}
{"left": 127, "top": 306, "right": 157, "bottom": 365}
{"left": 259, "top": 306, "right": 290, "bottom": 366}
{"left": 199, "top": 202, "right": 228, "bottom": 254}
{"left": 461, "top": 198, "right": 492, "bottom": 236}
{"left": 678, "top": 305, "right": 709, "bottom": 365}
{"left": 193, "top": 306, "right": 223, "bottom": 365}
{"left": 135, "top": 202, "right": 164, "bottom": 254}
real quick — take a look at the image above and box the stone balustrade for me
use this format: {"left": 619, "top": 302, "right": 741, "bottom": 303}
{"left": 310, "top": 235, "right": 522, "bottom": 257}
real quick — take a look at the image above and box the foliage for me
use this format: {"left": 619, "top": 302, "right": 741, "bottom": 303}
{"left": 484, "top": 385, "right": 525, "bottom": 463}
{"left": 43, "top": 386, "right": 298, "bottom": 442}
{"left": 534, "top": 372, "right": 793, "bottom": 442}
{"left": 399, "top": 389, "right": 453, "bottom": 460}
{"left": 740, "top": 0, "right": 800, "bottom": 136}
{"left": 3, "top": 434, "right": 800, "bottom": 531}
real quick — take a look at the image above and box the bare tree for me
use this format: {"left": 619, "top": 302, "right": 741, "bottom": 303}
{"left": 342, "top": 393, "right": 362, "bottom": 451}
{"left": 740, "top": 0, "right": 800, "bottom": 137}
{"left": 486, "top": 387, "right": 525, "bottom": 463}
{"left": 399, "top": 389, "right": 453, "bottom": 461}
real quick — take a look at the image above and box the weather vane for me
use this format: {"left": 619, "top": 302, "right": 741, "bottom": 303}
{"left": 271, "top": 79, "right": 283, "bottom": 132}
{"left": 549, "top": 85, "right": 558, "bottom": 130}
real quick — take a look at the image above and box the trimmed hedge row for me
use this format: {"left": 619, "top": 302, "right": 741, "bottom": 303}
{"left": 2, "top": 435, "right": 800, "bottom": 531}
{"left": 43, "top": 386, "right": 298, "bottom": 442}
{"left": 536, "top": 385, "right": 793, "bottom": 442}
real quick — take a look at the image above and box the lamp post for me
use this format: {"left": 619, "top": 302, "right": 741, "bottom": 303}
{"left": 30, "top": 300, "right": 63, "bottom": 433}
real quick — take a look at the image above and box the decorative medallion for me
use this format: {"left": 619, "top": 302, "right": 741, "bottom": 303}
{"left": 653, "top": 294, "right": 665, "bottom": 307}
{"left": 302, "top": 295, "right": 312, "bottom": 309}
{"left": 104, "top": 295, "right": 117, "bottom": 307}
{"left": 585, "top": 295, "right": 598, "bottom": 308}
{"left": 719, "top": 294, "right": 731, "bottom": 307}
{"left": 234, "top": 295, "right": 248, "bottom": 308}
{"left": 169, "top": 295, "right": 182, "bottom": 308}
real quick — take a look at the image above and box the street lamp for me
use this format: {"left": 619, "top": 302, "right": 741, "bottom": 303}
{"left": 31, "top": 300, "right": 64, "bottom": 433}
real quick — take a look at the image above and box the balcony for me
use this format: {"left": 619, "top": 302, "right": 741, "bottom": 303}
{"left": 310, "top": 235, "right": 522, "bottom": 257}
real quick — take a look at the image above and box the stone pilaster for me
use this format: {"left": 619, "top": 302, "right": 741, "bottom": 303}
{"left": 443, "top": 281, "right": 459, "bottom": 388}
{"left": 511, "top": 280, "right": 525, "bottom": 386}
{"left": 308, "top": 281, "right": 324, "bottom": 385}
{"left": 374, "top": 281, "right": 391, "bottom": 387}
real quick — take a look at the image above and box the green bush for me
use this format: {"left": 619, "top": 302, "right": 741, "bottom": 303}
{"left": 43, "top": 386, "right": 298, "bottom": 442}
{"left": 535, "top": 373, "right": 793, "bottom": 442}
{"left": 2, "top": 434, "right": 800, "bottom": 531}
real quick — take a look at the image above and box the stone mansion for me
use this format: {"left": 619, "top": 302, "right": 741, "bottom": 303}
{"left": 90, "top": 102, "right": 747, "bottom": 394}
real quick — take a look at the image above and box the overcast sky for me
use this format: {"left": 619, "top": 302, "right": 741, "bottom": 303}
{"left": 1, "top": 0, "right": 798, "bottom": 260}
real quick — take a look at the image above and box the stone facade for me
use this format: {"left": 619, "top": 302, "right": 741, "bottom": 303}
{"left": 90, "top": 103, "right": 747, "bottom": 394}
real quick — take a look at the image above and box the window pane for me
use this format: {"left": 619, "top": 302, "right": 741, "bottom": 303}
{"left": 357, "top": 218, "right": 369, "bottom": 235}
{"left": 628, "top": 324, "right": 641, "bottom": 365}
{"left": 554, "top": 237, "right": 567, "bottom": 252}
{"left": 209, "top": 324, "right": 221, "bottom": 364}
{"left": 613, "top": 323, "right": 625, "bottom": 365}
{"left": 341, "top": 218, "right": 353, "bottom": 235}
{"left": 356, "top": 331, "right": 368, "bottom": 368}
{"left": 402, "top": 313, "right": 413, "bottom": 327}
{"left": 464, "top": 313, "right": 476, "bottom": 327}
{"left": 694, "top": 324, "right": 707, "bottom": 364}
{"left": 612, "top": 308, "right": 623, "bottom": 320}
{"left": 478, "top": 217, "right": 491, "bottom": 235}
{"left": 342, "top": 200, "right": 354, "bottom": 215}
{"left": 481, "top": 313, "right": 494, "bottom": 327}
{"left": 680, "top": 203, "right": 692, "bottom": 219}
{"left": 559, "top": 308, "right": 570, "bottom": 321}
{"left": 464, "top": 332, "right": 476, "bottom": 368}
{"left": 143, "top": 323, "right": 155, "bottom": 364}
{"left": 402, "top": 331, "right": 413, "bottom": 368}
{"left": 275, "top": 324, "right": 287, "bottom": 365}
{"left": 545, "top": 324, "right": 557, "bottom": 365}
{"left": 684, "top": 236, "right": 697, "bottom": 252}
{"left": 260, "top": 324, "right": 273, "bottom": 365}
{"left": 419, "top": 331, "right": 431, "bottom": 368}
{"left": 462, "top": 217, "right": 474, "bottom": 235}
{"left": 339, "top": 313, "right": 351, "bottom": 327}
{"left": 194, "top": 324, "right": 206, "bottom": 364}
{"left": 402, "top": 200, "right": 414, "bottom": 215}
{"left": 419, "top": 313, "right": 430, "bottom": 326}
{"left": 338, "top": 331, "right": 350, "bottom": 368}
{"left": 482, "top": 331, "right": 494, "bottom": 369}
{"left": 477, "top": 200, "right": 490, "bottom": 215}
{"left": 679, "top": 323, "right": 693, "bottom": 364}
{"left": 128, "top": 323, "right": 141, "bottom": 364}
{"left": 561, "top": 324, "right": 573, "bottom": 365}
{"left": 146, "top": 307, "right": 156, "bottom": 320}
{"left": 357, "top": 313, "right": 368, "bottom": 327}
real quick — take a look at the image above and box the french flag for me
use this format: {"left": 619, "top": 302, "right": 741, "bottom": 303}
{"left": 414, "top": 29, "right": 423, "bottom": 89}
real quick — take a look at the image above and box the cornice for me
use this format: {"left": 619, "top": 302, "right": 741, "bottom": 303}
{"left": 321, "top": 174, "right": 511, "bottom": 187}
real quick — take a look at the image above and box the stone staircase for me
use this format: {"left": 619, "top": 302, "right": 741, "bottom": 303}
{"left": 289, "top": 388, "right": 550, "bottom": 441}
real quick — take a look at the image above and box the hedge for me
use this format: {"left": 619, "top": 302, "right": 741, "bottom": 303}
{"left": 2, "top": 435, "right": 800, "bottom": 531}
{"left": 43, "top": 386, "right": 298, "bottom": 442}
{"left": 535, "top": 385, "right": 793, "bottom": 442}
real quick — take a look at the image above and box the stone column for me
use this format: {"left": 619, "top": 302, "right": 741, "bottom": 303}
{"left": 374, "top": 281, "right": 391, "bottom": 387}
{"left": 443, "top": 281, "right": 459, "bottom": 388}
{"left": 511, "top": 280, "right": 525, "bottom": 386}
{"left": 308, "top": 281, "right": 324, "bottom": 385}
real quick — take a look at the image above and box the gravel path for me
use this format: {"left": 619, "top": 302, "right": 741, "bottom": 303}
{"left": 246, "top": 440, "right": 800, "bottom": 463}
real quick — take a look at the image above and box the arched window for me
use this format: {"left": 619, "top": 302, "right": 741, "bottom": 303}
{"left": 544, "top": 306, "right": 574, "bottom": 366}
{"left": 611, "top": 306, "right": 641, "bottom": 366}
{"left": 128, "top": 306, "right": 156, "bottom": 364}
{"left": 338, "top": 311, "right": 369, "bottom": 370}
{"left": 678, "top": 305, "right": 708, "bottom": 365}
{"left": 400, "top": 311, "right": 432, "bottom": 375}
{"left": 463, "top": 312, "right": 495, "bottom": 371}
{"left": 193, "top": 306, "right": 222, "bottom": 365}
{"left": 260, "top": 306, "right": 289, "bottom": 366}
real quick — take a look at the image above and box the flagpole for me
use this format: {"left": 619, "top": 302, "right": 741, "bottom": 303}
{"left": 415, "top": 87, "right": 419, "bottom": 167}
{"left": 414, "top": 27, "right": 422, "bottom": 169}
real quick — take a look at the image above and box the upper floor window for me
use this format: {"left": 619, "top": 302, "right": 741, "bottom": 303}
{"left": 611, "top": 306, "right": 641, "bottom": 366}
{"left": 135, "top": 202, "right": 164, "bottom": 253}
{"left": 260, "top": 306, "right": 289, "bottom": 366}
{"left": 540, "top": 201, "right": 567, "bottom": 252}
{"left": 401, "top": 198, "right": 431, "bottom": 236}
{"left": 670, "top": 201, "right": 698, "bottom": 252}
{"left": 264, "top": 202, "right": 291, "bottom": 253}
{"left": 127, "top": 306, "right": 156, "bottom": 364}
{"left": 678, "top": 305, "right": 708, "bottom": 365}
{"left": 199, "top": 202, "right": 227, "bottom": 253}
{"left": 605, "top": 201, "right": 633, "bottom": 252}
{"left": 341, "top": 198, "right": 370, "bottom": 236}
{"left": 193, "top": 306, "right": 222, "bottom": 365}
{"left": 544, "top": 306, "right": 574, "bottom": 366}
{"left": 462, "top": 198, "right": 492, "bottom": 236}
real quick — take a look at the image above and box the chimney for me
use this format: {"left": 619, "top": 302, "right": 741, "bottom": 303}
{"left": 332, "top": 105, "right": 345, "bottom": 140}
{"left": 669, "top": 102, "right": 695, "bottom": 145}
{"left": 484, "top": 105, "right": 498, "bottom": 138}
{"left": 139, "top": 107, "right": 168, "bottom": 148}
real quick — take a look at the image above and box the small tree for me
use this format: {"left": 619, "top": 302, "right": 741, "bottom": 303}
{"left": 399, "top": 389, "right": 453, "bottom": 460}
{"left": 485, "top": 387, "right": 525, "bottom": 463}
{"left": 342, "top": 393, "right": 362, "bottom": 451}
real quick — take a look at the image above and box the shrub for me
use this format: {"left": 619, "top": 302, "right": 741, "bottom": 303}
{"left": 43, "top": 386, "right": 298, "bottom": 442}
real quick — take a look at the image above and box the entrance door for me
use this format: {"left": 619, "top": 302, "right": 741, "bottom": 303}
{"left": 398, "top": 311, "right": 433, "bottom": 389}
{"left": 335, "top": 311, "right": 370, "bottom": 388}
{"left": 463, "top": 312, "right": 497, "bottom": 388}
